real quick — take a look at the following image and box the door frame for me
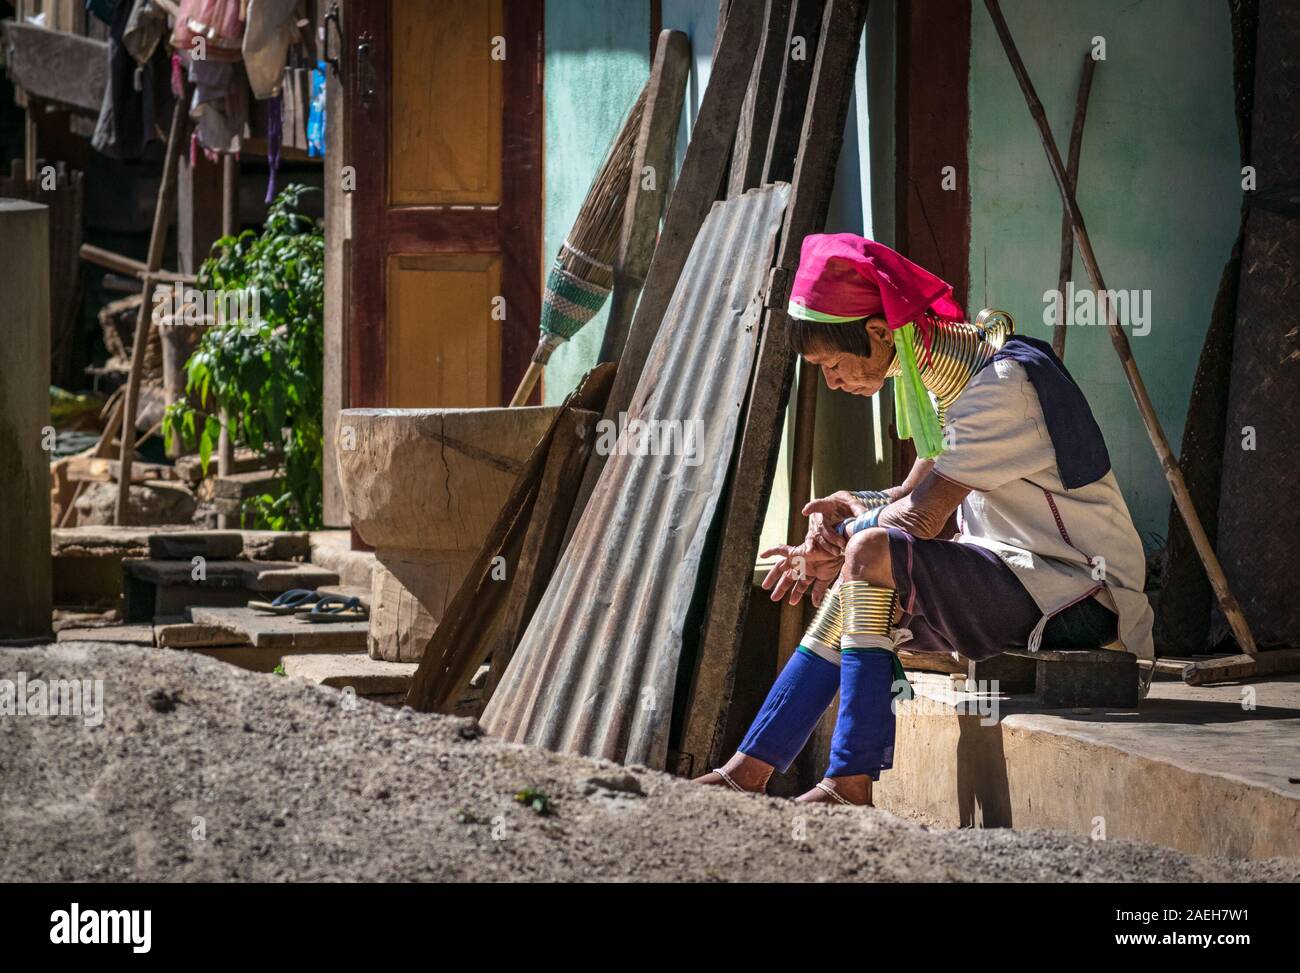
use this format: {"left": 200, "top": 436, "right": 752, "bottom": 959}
{"left": 346, "top": 0, "right": 544, "bottom": 408}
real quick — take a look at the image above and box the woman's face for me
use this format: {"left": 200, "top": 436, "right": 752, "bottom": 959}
{"left": 801, "top": 317, "right": 894, "bottom": 397}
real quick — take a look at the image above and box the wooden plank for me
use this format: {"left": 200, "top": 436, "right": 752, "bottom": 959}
{"left": 753, "top": 0, "right": 828, "bottom": 667}
{"left": 322, "top": 0, "right": 349, "bottom": 527}
{"left": 760, "top": 0, "right": 825, "bottom": 185}
{"left": 897, "top": 0, "right": 971, "bottom": 308}
{"left": 596, "top": 29, "right": 692, "bottom": 364}
{"left": 483, "top": 407, "right": 600, "bottom": 704}
{"left": 564, "top": 0, "right": 766, "bottom": 541}
{"left": 57, "top": 624, "right": 155, "bottom": 645}
{"left": 405, "top": 365, "right": 614, "bottom": 713}
{"left": 728, "top": 0, "right": 793, "bottom": 196}
{"left": 678, "top": 0, "right": 869, "bottom": 775}
{"left": 124, "top": 559, "right": 338, "bottom": 592}
{"left": 1183, "top": 649, "right": 1300, "bottom": 687}
{"left": 1, "top": 23, "right": 107, "bottom": 113}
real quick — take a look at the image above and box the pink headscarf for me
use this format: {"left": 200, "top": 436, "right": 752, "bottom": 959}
{"left": 788, "top": 234, "right": 964, "bottom": 329}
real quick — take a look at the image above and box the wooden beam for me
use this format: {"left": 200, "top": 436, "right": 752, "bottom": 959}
{"left": 596, "top": 29, "right": 692, "bottom": 364}
{"left": 1, "top": 22, "right": 108, "bottom": 113}
{"left": 483, "top": 406, "right": 600, "bottom": 703}
{"left": 563, "top": 1, "right": 766, "bottom": 542}
{"left": 727, "top": 0, "right": 793, "bottom": 196}
{"left": 760, "top": 0, "right": 824, "bottom": 185}
{"left": 679, "top": 0, "right": 870, "bottom": 775}
{"left": 1183, "top": 649, "right": 1300, "bottom": 687}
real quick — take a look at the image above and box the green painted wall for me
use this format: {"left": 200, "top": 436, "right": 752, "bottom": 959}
{"left": 541, "top": 1, "right": 651, "bottom": 404}
{"left": 967, "top": 0, "right": 1240, "bottom": 543}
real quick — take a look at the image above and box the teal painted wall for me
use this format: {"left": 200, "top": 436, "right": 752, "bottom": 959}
{"left": 968, "top": 0, "right": 1240, "bottom": 543}
{"left": 541, "top": 1, "right": 651, "bottom": 404}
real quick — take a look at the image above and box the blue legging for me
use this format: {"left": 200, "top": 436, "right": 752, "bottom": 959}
{"left": 738, "top": 647, "right": 896, "bottom": 779}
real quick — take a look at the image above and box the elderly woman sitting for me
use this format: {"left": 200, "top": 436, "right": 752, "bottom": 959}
{"left": 695, "top": 235, "right": 1152, "bottom": 806}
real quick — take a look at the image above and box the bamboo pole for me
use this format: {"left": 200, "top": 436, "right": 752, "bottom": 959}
{"left": 1053, "top": 52, "right": 1096, "bottom": 360}
{"left": 984, "top": 0, "right": 1257, "bottom": 658}
{"left": 114, "top": 96, "right": 187, "bottom": 525}
{"left": 509, "top": 361, "right": 545, "bottom": 407}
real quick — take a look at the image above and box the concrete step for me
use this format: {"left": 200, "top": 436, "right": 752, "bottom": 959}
{"left": 281, "top": 652, "right": 415, "bottom": 696}
{"left": 187, "top": 606, "right": 367, "bottom": 651}
{"left": 52, "top": 527, "right": 312, "bottom": 608}
{"left": 307, "top": 530, "right": 376, "bottom": 590}
{"left": 122, "top": 560, "right": 339, "bottom": 621}
{"left": 876, "top": 670, "right": 1300, "bottom": 861}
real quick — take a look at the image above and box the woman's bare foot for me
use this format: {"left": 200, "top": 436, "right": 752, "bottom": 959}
{"left": 692, "top": 752, "right": 774, "bottom": 794}
{"left": 795, "top": 775, "right": 873, "bottom": 806}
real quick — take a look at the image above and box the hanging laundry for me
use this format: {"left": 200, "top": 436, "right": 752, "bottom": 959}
{"left": 184, "top": 53, "right": 249, "bottom": 156}
{"left": 265, "top": 93, "right": 282, "bottom": 202}
{"left": 244, "top": 0, "right": 302, "bottom": 100}
{"left": 171, "top": 0, "right": 246, "bottom": 62}
{"left": 91, "top": 0, "right": 175, "bottom": 159}
{"left": 307, "top": 62, "right": 326, "bottom": 158}
{"left": 86, "top": 0, "right": 120, "bottom": 27}
{"left": 122, "top": 0, "right": 169, "bottom": 64}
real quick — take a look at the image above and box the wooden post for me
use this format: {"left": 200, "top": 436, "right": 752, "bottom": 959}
{"left": 215, "top": 154, "right": 239, "bottom": 525}
{"left": 0, "top": 200, "right": 51, "bottom": 639}
{"left": 164, "top": 149, "right": 223, "bottom": 455}
{"left": 984, "top": 0, "right": 1258, "bottom": 659}
{"left": 115, "top": 97, "right": 186, "bottom": 525}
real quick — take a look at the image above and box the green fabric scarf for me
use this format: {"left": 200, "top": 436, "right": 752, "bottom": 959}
{"left": 891, "top": 323, "right": 945, "bottom": 459}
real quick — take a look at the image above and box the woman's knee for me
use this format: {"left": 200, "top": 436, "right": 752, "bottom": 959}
{"left": 842, "top": 527, "right": 893, "bottom": 586}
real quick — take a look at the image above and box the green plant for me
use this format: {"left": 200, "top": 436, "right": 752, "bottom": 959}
{"left": 514, "top": 787, "right": 554, "bottom": 816}
{"left": 163, "top": 184, "right": 325, "bottom": 530}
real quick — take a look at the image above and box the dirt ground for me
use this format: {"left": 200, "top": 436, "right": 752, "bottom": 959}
{"left": 1, "top": 642, "right": 1295, "bottom": 883}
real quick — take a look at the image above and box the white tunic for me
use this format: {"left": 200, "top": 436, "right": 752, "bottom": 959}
{"left": 931, "top": 358, "right": 1155, "bottom": 669}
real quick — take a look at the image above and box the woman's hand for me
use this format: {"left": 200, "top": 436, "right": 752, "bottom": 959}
{"left": 759, "top": 538, "right": 842, "bottom": 606}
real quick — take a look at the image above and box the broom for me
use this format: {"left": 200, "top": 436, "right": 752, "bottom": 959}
{"left": 509, "top": 88, "right": 647, "bottom": 406}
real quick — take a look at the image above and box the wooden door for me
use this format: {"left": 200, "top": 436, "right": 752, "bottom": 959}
{"left": 348, "top": 0, "right": 542, "bottom": 408}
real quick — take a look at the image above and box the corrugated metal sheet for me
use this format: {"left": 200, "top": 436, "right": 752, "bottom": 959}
{"left": 480, "top": 183, "right": 790, "bottom": 767}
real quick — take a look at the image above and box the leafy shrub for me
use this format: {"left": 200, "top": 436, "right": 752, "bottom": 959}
{"left": 164, "top": 184, "right": 324, "bottom": 529}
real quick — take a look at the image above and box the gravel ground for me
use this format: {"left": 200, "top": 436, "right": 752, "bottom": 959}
{"left": 1, "top": 642, "right": 1295, "bottom": 883}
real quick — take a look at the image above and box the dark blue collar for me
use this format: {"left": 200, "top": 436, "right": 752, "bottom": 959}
{"left": 982, "top": 336, "right": 1111, "bottom": 489}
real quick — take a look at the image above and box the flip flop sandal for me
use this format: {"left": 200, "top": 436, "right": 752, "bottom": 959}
{"left": 710, "top": 768, "right": 754, "bottom": 794}
{"left": 814, "top": 780, "right": 859, "bottom": 806}
{"left": 304, "top": 594, "right": 369, "bottom": 623}
{"left": 249, "top": 589, "right": 322, "bottom": 615}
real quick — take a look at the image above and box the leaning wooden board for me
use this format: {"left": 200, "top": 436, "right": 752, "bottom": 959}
{"left": 481, "top": 183, "right": 791, "bottom": 767}
{"left": 678, "top": 0, "right": 870, "bottom": 776}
